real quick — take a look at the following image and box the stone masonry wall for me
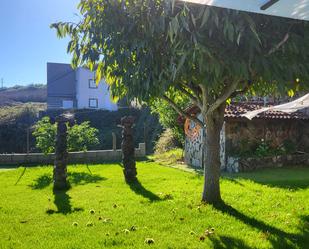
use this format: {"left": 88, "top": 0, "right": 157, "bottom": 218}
{"left": 0, "top": 143, "right": 146, "bottom": 165}
{"left": 226, "top": 154, "right": 309, "bottom": 173}
{"left": 184, "top": 114, "right": 226, "bottom": 169}
{"left": 225, "top": 119, "right": 309, "bottom": 156}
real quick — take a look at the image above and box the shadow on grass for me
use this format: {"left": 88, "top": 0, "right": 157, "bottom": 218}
{"left": 224, "top": 167, "right": 309, "bottom": 190}
{"left": 213, "top": 201, "right": 308, "bottom": 249}
{"left": 31, "top": 172, "right": 106, "bottom": 189}
{"left": 127, "top": 180, "right": 161, "bottom": 202}
{"left": 46, "top": 188, "right": 84, "bottom": 215}
{"left": 209, "top": 235, "right": 252, "bottom": 249}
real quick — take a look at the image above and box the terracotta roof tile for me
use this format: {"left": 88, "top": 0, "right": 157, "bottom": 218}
{"left": 180, "top": 102, "right": 309, "bottom": 123}
{"left": 225, "top": 102, "right": 309, "bottom": 120}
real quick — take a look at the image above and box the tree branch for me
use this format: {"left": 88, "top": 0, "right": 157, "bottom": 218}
{"left": 162, "top": 95, "right": 204, "bottom": 127}
{"left": 267, "top": 25, "right": 293, "bottom": 55}
{"left": 206, "top": 80, "right": 239, "bottom": 116}
{"left": 229, "top": 80, "right": 250, "bottom": 98}
{"left": 176, "top": 84, "right": 202, "bottom": 109}
{"left": 188, "top": 82, "right": 203, "bottom": 105}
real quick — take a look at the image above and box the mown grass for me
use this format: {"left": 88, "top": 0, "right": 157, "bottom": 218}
{"left": 0, "top": 163, "right": 308, "bottom": 249}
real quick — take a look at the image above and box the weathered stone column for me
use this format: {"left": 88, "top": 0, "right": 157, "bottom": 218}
{"left": 120, "top": 116, "right": 137, "bottom": 183}
{"left": 53, "top": 113, "right": 74, "bottom": 190}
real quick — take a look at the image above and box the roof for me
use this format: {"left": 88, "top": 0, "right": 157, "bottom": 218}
{"left": 225, "top": 102, "right": 309, "bottom": 120}
{"left": 179, "top": 102, "right": 309, "bottom": 124}
{"left": 180, "top": 0, "right": 309, "bottom": 21}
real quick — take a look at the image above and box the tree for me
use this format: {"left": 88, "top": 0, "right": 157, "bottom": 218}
{"left": 150, "top": 94, "right": 188, "bottom": 146}
{"left": 52, "top": 0, "right": 309, "bottom": 203}
{"left": 67, "top": 121, "right": 99, "bottom": 152}
{"left": 32, "top": 117, "right": 56, "bottom": 154}
{"left": 33, "top": 118, "right": 99, "bottom": 153}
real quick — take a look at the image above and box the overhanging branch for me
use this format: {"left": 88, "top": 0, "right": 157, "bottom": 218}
{"left": 206, "top": 80, "right": 239, "bottom": 116}
{"left": 162, "top": 95, "right": 204, "bottom": 127}
{"left": 268, "top": 25, "right": 293, "bottom": 55}
{"left": 176, "top": 84, "right": 202, "bottom": 109}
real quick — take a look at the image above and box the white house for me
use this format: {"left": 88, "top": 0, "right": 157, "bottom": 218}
{"left": 47, "top": 62, "right": 118, "bottom": 111}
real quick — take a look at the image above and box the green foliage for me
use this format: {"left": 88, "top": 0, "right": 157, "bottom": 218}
{"left": 51, "top": 1, "right": 309, "bottom": 104}
{"left": 32, "top": 118, "right": 100, "bottom": 153}
{"left": 0, "top": 164, "right": 308, "bottom": 248}
{"left": 150, "top": 94, "right": 189, "bottom": 145}
{"left": 67, "top": 122, "right": 99, "bottom": 152}
{"left": 42, "top": 107, "right": 162, "bottom": 154}
{"left": 32, "top": 117, "right": 56, "bottom": 154}
{"left": 154, "top": 129, "right": 180, "bottom": 154}
{"left": 0, "top": 103, "right": 45, "bottom": 153}
{"left": 254, "top": 139, "right": 272, "bottom": 157}
{"left": 152, "top": 148, "right": 184, "bottom": 166}
{"left": 235, "top": 139, "right": 298, "bottom": 158}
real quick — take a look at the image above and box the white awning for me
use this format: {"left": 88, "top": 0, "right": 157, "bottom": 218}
{"left": 179, "top": 0, "right": 309, "bottom": 21}
{"left": 242, "top": 93, "right": 309, "bottom": 120}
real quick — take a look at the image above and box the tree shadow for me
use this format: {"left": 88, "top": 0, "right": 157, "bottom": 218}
{"left": 213, "top": 201, "right": 307, "bottom": 249}
{"left": 227, "top": 168, "right": 309, "bottom": 190}
{"left": 31, "top": 172, "right": 106, "bottom": 190}
{"left": 209, "top": 235, "right": 252, "bottom": 249}
{"left": 127, "top": 180, "right": 161, "bottom": 202}
{"left": 46, "top": 188, "right": 84, "bottom": 215}
{"left": 68, "top": 172, "right": 106, "bottom": 185}
{"left": 31, "top": 174, "right": 52, "bottom": 189}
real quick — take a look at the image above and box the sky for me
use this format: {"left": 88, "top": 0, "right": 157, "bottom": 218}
{"left": 0, "top": 0, "right": 80, "bottom": 87}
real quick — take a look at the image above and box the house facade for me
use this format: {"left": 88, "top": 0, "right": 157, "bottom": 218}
{"left": 47, "top": 62, "right": 118, "bottom": 111}
{"left": 183, "top": 102, "right": 309, "bottom": 172}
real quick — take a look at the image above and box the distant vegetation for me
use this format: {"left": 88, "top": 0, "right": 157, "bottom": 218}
{"left": 0, "top": 84, "right": 46, "bottom": 106}
{"left": 0, "top": 84, "right": 162, "bottom": 154}
{"left": 0, "top": 103, "right": 46, "bottom": 153}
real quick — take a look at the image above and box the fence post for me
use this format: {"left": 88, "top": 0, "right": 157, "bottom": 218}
{"left": 112, "top": 132, "right": 116, "bottom": 151}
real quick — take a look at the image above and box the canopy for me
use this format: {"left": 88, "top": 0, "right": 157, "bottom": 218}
{"left": 180, "top": 0, "right": 309, "bottom": 21}
{"left": 242, "top": 93, "right": 309, "bottom": 120}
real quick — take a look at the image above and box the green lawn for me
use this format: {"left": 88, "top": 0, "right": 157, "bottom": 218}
{"left": 0, "top": 163, "right": 308, "bottom": 249}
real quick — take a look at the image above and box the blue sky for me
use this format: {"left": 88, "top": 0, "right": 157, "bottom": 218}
{"left": 0, "top": 0, "right": 80, "bottom": 87}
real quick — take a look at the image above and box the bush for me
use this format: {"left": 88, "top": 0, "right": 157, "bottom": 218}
{"left": 150, "top": 95, "right": 188, "bottom": 146}
{"left": 67, "top": 122, "right": 99, "bottom": 152}
{"left": 0, "top": 103, "right": 45, "bottom": 153}
{"left": 33, "top": 117, "right": 100, "bottom": 153}
{"left": 154, "top": 129, "right": 180, "bottom": 154}
{"left": 32, "top": 117, "right": 56, "bottom": 154}
{"left": 41, "top": 107, "right": 162, "bottom": 154}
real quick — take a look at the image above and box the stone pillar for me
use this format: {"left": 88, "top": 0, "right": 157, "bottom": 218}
{"left": 53, "top": 113, "right": 74, "bottom": 190}
{"left": 120, "top": 116, "right": 137, "bottom": 183}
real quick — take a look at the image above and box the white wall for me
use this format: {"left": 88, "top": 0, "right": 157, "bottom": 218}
{"left": 182, "top": 0, "right": 309, "bottom": 21}
{"left": 76, "top": 68, "right": 118, "bottom": 111}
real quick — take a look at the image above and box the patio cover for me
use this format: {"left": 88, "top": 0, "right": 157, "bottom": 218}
{"left": 179, "top": 0, "right": 309, "bottom": 21}
{"left": 242, "top": 93, "right": 309, "bottom": 120}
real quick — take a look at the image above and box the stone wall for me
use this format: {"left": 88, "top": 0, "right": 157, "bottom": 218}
{"left": 184, "top": 116, "right": 309, "bottom": 171}
{"left": 225, "top": 119, "right": 309, "bottom": 156}
{"left": 184, "top": 114, "right": 226, "bottom": 168}
{"left": 226, "top": 154, "right": 309, "bottom": 173}
{"left": 0, "top": 143, "right": 146, "bottom": 165}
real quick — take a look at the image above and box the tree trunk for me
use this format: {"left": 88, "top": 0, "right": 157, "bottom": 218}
{"left": 202, "top": 104, "right": 225, "bottom": 204}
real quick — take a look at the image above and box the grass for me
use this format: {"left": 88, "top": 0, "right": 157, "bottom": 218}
{"left": 0, "top": 162, "right": 308, "bottom": 249}
{"left": 151, "top": 148, "right": 184, "bottom": 166}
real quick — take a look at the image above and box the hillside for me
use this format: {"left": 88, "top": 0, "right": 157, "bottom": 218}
{"left": 0, "top": 84, "right": 47, "bottom": 106}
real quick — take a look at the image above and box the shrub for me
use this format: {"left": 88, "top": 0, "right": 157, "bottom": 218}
{"left": 154, "top": 129, "right": 180, "bottom": 154}
{"left": 32, "top": 117, "right": 56, "bottom": 154}
{"left": 33, "top": 117, "right": 100, "bottom": 153}
{"left": 67, "top": 122, "right": 99, "bottom": 152}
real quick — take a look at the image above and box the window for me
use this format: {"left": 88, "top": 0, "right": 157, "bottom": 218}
{"left": 89, "top": 79, "right": 97, "bottom": 89}
{"left": 89, "top": 98, "right": 98, "bottom": 108}
{"left": 62, "top": 100, "right": 73, "bottom": 109}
